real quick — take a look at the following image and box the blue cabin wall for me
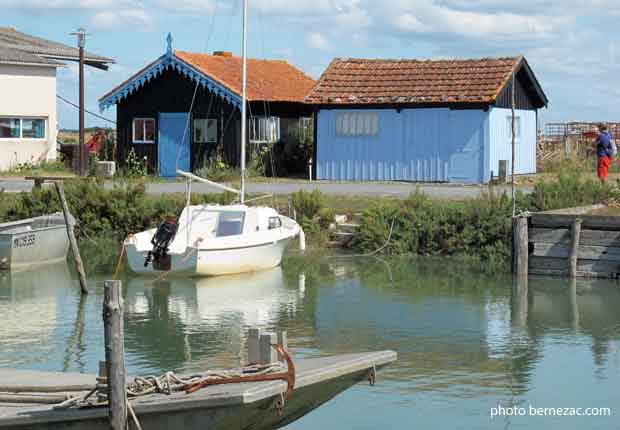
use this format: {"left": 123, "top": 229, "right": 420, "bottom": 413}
{"left": 316, "top": 108, "right": 489, "bottom": 183}
{"left": 316, "top": 107, "right": 537, "bottom": 184}
{"left": 487, "top": 107, "right": 537, "bottom": 180}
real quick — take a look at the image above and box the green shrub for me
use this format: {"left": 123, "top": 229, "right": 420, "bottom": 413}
{"left": 195, "top": 151, "right": 239, "bottom": 182}
{"left": 354, "top": 190, "right": 513, "bottom": 268}
{"left": 0, "top": 180, "right": 232, "bottom": 241}
{"left": 525, "top": 168, "right": 619, "bottom": 211}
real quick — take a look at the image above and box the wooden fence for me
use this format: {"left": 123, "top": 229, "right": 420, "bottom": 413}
{"left": 513, "top": 205, "right": 620, "bottom": 279}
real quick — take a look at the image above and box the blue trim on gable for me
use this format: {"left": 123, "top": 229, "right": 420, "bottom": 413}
{"left": 98, "top": 54, "right": 242, "bottom": 112}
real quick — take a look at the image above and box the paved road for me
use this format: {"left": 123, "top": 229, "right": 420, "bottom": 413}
{"left": 1, "top": 178, "right": 532, "bottom": 200}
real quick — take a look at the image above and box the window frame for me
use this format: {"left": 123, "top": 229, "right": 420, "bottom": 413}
{"left": 132, "top": 118, "right": 156, "bottom": 144}
{"left": 335, "top": 112, "right": 379, "bottom": 137}
{"left": 249, "top": 116, "right": 281, "bottom": 144}
{"left": 0, "top": 117, "right": 47, "bottom": 140}
{"left": 193, "top": 118, "right": 218, "bottom": 144}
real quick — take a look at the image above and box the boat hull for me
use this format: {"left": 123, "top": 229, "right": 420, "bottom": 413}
{"left": 0, "top": 351, "right": 397, "bottom": 430}
{"left": 0, "top": 215, "right": 70, "bottom": 271}
{"left": 125, "top": 237, "right": 293, "bottom": 276}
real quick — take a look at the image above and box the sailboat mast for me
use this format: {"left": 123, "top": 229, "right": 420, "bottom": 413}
{"left": 240, "top": 0, "right": 248, "bottom": 203}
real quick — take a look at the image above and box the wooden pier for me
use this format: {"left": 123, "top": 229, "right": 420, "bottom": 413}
{"left": 513, "top": 205, "right": 620, "bottom": 279}
{"left": 0, "top": 279, "right": 396, "bottom": 430}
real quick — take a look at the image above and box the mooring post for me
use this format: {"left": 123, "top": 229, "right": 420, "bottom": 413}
{"left": 512, "top": 216, "right": 529, "bottom": 277}
{"left": 569, "top": 218, "right": 582, "bottom": 278}
{"left": 247, "top": 328, "right": 261, "bottom": 365}
{"left": 54, "top": 182, "right": 88, "bottom": 295}
{"left": 259, "top": 332, "right": 278, "bottom": 365}
{"left": 103, "top": 280, "right": 127, "bottom": 430}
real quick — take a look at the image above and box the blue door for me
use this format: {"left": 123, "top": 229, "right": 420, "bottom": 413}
{"left": 158, "top": 112, "right": 190, "bottom": 177}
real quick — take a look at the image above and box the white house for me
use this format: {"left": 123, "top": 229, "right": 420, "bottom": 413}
{"left": 0, "top": 28, "right": 113, "bottom": 172}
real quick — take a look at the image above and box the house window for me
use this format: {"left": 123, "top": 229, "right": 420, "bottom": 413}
{"left": 250, "top": 116, "right": 280, "bottom": 144}
{"left": 298, "top": 117, "right": 313, "bottom": 141}
{"left": 336, "top": 112, "right": 379, "bottom": 137}
{"left": 133, "top": 118, "right": 155, "bottom": 143}
{"left": 194, "top": 118, "right": 217, "bottom": 143}
{"left": 506, "top": 116, "right": 521, "bottom": 142}
{"left": 0, "top": 117, "right": 45, "bottom": 139}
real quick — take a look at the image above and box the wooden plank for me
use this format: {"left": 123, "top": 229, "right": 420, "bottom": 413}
{"left": 530, "top": 228, "right": 620, "bottom": 247}
{"left": 538, "top": 204, "right": 605, "bottom": 215}
{"left": 530, "top": 213, "right": 620, "bottom": 230}
{"left": 529, "top": 256, "right": 620, "bottom": 278}
{"left": 533, "top": 242, "right": 620, "bottom": 262}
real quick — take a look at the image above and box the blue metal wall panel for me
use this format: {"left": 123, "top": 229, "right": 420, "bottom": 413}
{"left": 316, "top": 108, "right": 488, "bottom": 183}
{"left": 487, "top": 107, "right": 537, "bottom": 179}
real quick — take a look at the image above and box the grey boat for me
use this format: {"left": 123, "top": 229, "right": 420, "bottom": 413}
{"left": 0, "top": 351, "right": 396, "bottom": 430}
{"left": 0, "top": 213, "right": 71, "bottom": 271}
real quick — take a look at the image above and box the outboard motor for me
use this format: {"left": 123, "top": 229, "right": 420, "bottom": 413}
{"left": 144, "top": 218, "right": 178, "bottom": 270}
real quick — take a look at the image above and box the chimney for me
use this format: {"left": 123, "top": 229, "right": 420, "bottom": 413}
{"left": 213, "top": 51, "right": 233, "bottom": 57}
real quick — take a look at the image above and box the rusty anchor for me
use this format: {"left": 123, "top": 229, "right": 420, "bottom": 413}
{"left": 184, "top": 344, "right": 295, "bottom": 396}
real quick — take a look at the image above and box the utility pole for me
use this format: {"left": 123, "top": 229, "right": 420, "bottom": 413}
{"left": 72, "top": 28, "right": 87, "bottom": 176}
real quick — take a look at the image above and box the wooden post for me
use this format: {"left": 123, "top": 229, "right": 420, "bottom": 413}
{"left": 512, "top": 216, "right": 529, "bottom": 277}
{"left": 568, "top": 218, "right": 582, "bottom": 278}
{"left": 103, "top": 280, "right": 127, "bottom": 430}
{"left": 247, "top": 328, "right": 261, "bottom": 365}
{"left": 277, "top": 331, "right": 288, "bottom": 363}
{"left": 259, "top": 332, "right": 277, "bottom": 365}
{"left": 55, "top": 182, "right": 88, "bottom": 295}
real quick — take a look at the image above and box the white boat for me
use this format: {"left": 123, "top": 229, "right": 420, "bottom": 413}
{"left": 125, "top": 203, "right": 303, "bottom": 276}
{"left": 0, "top": 213, "right": 71, "bottom": 271}
{"left": 124, "top": 0, "right": 304, "bottom": 277}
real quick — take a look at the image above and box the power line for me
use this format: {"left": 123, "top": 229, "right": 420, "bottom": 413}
{"left": 56, "top": 94, "right": 116, "bottom": 125}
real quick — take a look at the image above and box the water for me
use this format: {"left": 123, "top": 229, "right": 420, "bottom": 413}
{"left": 1, "top": 255, "right": 619, "bottom": 429}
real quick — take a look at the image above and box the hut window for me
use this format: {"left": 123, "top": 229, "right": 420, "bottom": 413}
{"left": 506, "top": 116, "right": 521, "bottom": 143}
{"left": 133, "top": 118, "right": 155, "bottom": 143}
{"left": 249, "top": 116, "right": 280, "bottom": 144}
{"left": 194, "top": 119, "right": 217, "bottom": 143}
{"left": 336, "top": 112, "right": 378, "bottom": 137}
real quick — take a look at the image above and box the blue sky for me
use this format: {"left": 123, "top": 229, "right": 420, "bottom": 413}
{"left": 3, "top": 0, "right": 619, "bottom": 129}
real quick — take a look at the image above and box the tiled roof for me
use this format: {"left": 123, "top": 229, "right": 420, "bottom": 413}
{"left": 175, "top": 51, "right": 316, "bottom": 103}
{"left": 305, "top": 56, "right": 523, "bottom": 105}
{"left": 0, "top": 27, "right": 114, "bottom": 67}
{"left": 0, "top": 45, "right": 59, "bottom": 66}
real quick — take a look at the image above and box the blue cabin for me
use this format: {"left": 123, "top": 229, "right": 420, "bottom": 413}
{"left": 306, "top": 56, "right": 548, "bottom": 184}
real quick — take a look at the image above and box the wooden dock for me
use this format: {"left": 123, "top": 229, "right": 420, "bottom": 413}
{"left": 513, "top": 205, "right": 620, "bottom": 278}
{"left": 0, "top": 351, "right": 396, "bottom": 430}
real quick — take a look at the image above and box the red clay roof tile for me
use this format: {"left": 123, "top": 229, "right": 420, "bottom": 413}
{"left": 175, "top": 51, "right": 316, "bottom": 103}
{"left": 305, "top": 57, "right": 522, "bottom": 105}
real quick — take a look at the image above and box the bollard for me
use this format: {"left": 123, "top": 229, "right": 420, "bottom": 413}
{"left": 247, "top": 328, "right": 261, "bottom": 365}
{"left": 103, "top": 280, "right": 127, "bottom": 430}
{"left": 259, "top": 332, "right": 278, "bottom": 365}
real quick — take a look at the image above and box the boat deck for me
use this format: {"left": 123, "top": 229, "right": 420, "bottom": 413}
{"left": 0, "top": 351, "right": 396, "bottom": 429}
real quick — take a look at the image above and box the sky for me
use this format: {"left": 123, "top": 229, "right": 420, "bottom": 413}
{"left": 3, "top": 0, "right": 619, "bottom": 129}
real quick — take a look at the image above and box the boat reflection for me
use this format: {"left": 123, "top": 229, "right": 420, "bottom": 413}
{"left": 123, "top": 267, "right": 306, "bottom": 372}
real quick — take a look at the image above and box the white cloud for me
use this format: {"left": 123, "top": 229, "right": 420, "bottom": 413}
{"left": 91, "top": 8, "right": 152, "bottom": 30}
{"left": 306, "top": 32, "right": 330, "bottom": 51}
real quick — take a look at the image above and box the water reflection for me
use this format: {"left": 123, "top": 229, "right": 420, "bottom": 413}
{"left": 123, "top": 267, "right": 306, "bottom": 372}
{"left": 1, "top": 256, "right": 619, "bottom": 429}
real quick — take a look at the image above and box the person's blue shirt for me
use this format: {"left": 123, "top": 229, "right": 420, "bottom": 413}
{"left": 596, "top": 131, "right": 613, "bottom": 158}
